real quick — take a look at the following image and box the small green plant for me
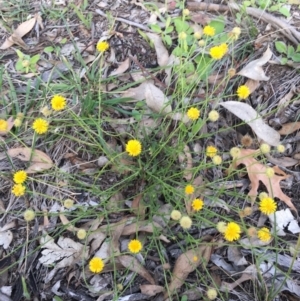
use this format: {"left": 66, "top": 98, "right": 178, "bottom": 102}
{"left": 15, "top": 49, "right": 40, "bottom": 73}
{"left": 150, "top": 16, "right": 174, "bottom": 46}
{"left": 243, "top": 0, "right": 290, "bottom": 17}
{"left": 275, "top": 41, "right": 300, "bottom": 64}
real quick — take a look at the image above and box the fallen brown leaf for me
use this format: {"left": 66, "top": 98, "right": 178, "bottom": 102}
{"left": 117, "top": 255, "right": 155, "bottom": 284}
{"left": 229, "top": 149, "right": 296, "bottom": 212}
{"left": 7, "top": 147, "right": 53, "bottom": 173}
{"left": 140, "top": 284, "right": 164, "bottom": 296}
{"left": 0, "top": 16, "right": 37, "bottom": 49}
{"left": 278, "top": 121, "right": 300, "bottom": 135}
{"left": 164, "top": 243, "right": 212, "bottom": 299}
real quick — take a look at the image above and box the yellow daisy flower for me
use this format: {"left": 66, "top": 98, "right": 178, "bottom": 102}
{"left": 0, "top": 119, "right": 8, "bottom": 132}
{"left": 192, "top": 198, "right": 204, "bottom": 211}
{"left": 203, "top": 25, "right": 215, "bottom": 37}
{"left": 259, "top": 197, "right": 277, "bottom": 215}
{"left": 89, "top": 257, "right": 104, "bottom": 273}
{"left": 13, "top": 170, "right": 27, "bottom": 184}
{"left": 185, "top": 184, "right": 194, "bottom": 195}
{"left": 237, "top": 85, "right": 250, "bottom": 99}
{"left": 51, "top": 95, "right": 66, "bottom": 111}
{"left": 12, "top": 184, "right": 26, "bottom": 197}
{"left": 220, "top": 43, "right": 228, "bottom": 54}
{"left": 206, "top": 145, "right": 218, "bottom": 158}
{"left": 96, "top": 41, "right": 109, "bottom": 53}
{"left": 125, "top": 139, "right": 142, "bottom": 157}
{"left": 32, "top": 118, "right": 49, "bottom": 134}
{"left": 224, "top": 222, "right": 241, "bottom": 241}
{"left": 128, "top": 239, "right": 143, "bottom": 254}
{"left": 257, "top": 227, "right": 271, "bottom": 242}
{"left": 187, "top": 107, "right": 200, "bottom": 120}
{"left": 209, "top": 45, "right": 226, "bottom": 60}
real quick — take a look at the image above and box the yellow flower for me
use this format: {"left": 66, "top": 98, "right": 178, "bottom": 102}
{"left": 230, "top": 147, "right": 240, "bottom": 158}
{"left": 209, "top": 45, "right": 225, "bottom": 60}
{"left": 277, "top": 144, "right": 285, "bottom": 153}
{"left": 89, "top": 257, "right": 104, "bottom": 273}
{"left": 125, "top": 139, "right": 142, "bottom": 156}
{"left": 216, "top": 221, "right": 227, "bottom": 233}
{"left": 12, "top": 184, "right": 26, "bottom": 197}
{"left": 171, "top": 210, "right": 182, "bottom": 220}
{"left": 192, "top": 198, "right": 204, "bottom": 211}
{"left": 178, "top": 32, "right": 187, "bottom": 40}
{"left": 64, "top": 199, "right": 74, "bottom": 209}
{"left": 206, "top": 288, "right": 218, "bottom": 300}
{"left": 14, "top": 118, "right": 22, "bottom": 127}
{"left": 128, "top": 239, "right": 143, "bottom": 253}
{"left": 208, "top": 110, "right": 219, "bottom": 122}
{"left": 187, "top": 107, "right": 200, "bottom": 120}
{"left": 182, "top": 8, "right": 190, "bottom": 16}
{"left": 51, "top": 95, "right": 66, "bottom": 111}
{"left": 237, "top": 85, "right": 250, "bottom": 99}
{"left": 229, "top": 27, "right": 241, "bottom": 40}
{"left": 206, "top": 146, "right": 217, "bottom": 158}
{"left": 203, "top": 25, "right": 215, "bottom": 37}
{"left": 259, "top": 197, "right": 277, "bottom": 215}
{"left": 24, "top": 209, "right": 35, "bottom": 221}
{"left": 13, "top": 170, "right": 27, "bottom": 184}
{"left": 40, "top": 106, "right": 52, "bottom": 117}
{"left": 194, "top": 31, "right": 202, "bottom": 39}
{"left": 266, "top": 167, "right": 275, "bottom": 178}
{"left": 259, "top": 192, "right": 268, "bottom": 200}
{"left": 96, "top": 40, "right": 109, "bottom": 52}
{"left": 180, "top": 216, "right": 192, "bottom": 229}
{"left": 257, "top": 227, "right": 271, "bottom": 242}
{"left": 220, "top": 43, "right": 228, "bottom": 54}
{"left": 212, "top": 155, "right": 222, "bottom": 165}
{"left": 224, "top": 222, "right": 241, "bottom": 241}
{"left": 32, "top": 118, "right": 49, "bottom": 134}
{"left": 260, "top": 143, "right": 270, "bottom": 154}
{"left": 0, "top": 119, "right": 8, "bottom": 132}
{"left": 185, "top": 184, "right": 194, "bottom": 195}
{"left": 77, "top": 229, "right": 87, "bottom": 240}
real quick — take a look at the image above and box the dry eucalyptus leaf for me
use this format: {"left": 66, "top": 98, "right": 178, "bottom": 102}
{"left": 278, "top": 121, "right": 300, "bottom": 135}
{"left": 165, "top": 244, "right": 211, "bottom": 298}
{"left": 144, "top": 82, "right": 172, "bottom": 115}
{"left": 220, "top": 101, "right": 280, "bottom": 146}
{"left": 140, "top": 284, "right": 164, "bottom": 296}
{"left": 122, "top": 81, "right": 148, "bottom": 101}
{"left": 0, "top": 230, "right": 13, "bottom": 249}
{"left": 227, "top": 246, "right": 247, "bottom": 266}
{"left": 146, "top": 33, "right": 169, "bottom": 67}
{"left": 117, "top": 255, "right": 155, "bottom": 284}
{"left": 7, "top": 147, "right": 53, "bottom": 173}
{"left": 220, "top": 265, "right": 257, "bottom": 292}
{"left": 265, "top": 153, "right": 298, "bottom": 167}
{"left": 237, "top": 47, "right": 272, "bottom": 81}
{"left": 122, "top": 220, "right": 163, "bottom": 236}
{"left": 87, "top": 230, "right": 106, "bottom": 254}
{"left": 59, "top": 210, "right": 79, "bottom": 232}
{"left": 110, "top": 58, "right": 130, "bottom": 76}
{"left": 0, "top": 16, "right": 37, "bottom": 49}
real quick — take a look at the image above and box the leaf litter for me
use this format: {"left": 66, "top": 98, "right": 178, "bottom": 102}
{"left": 1, "top": 1, "right": 300, "bottom": 301}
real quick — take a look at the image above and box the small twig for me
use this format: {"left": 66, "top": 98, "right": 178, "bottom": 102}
{"left": 95, "top": 9, "right": 153, "bottom": 32}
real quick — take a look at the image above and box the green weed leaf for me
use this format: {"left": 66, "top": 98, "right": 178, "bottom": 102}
{"left": 44, "top": 46, "right": 54, "bottom": 53}
{"left": 275, "top": 41, "right": 287, "bottom": 54}
{"left": 291, "top": 53, "right": 300, "bottom": 62}
{"left": 287, "top": 45, "right": 295, "bottom": 58}
{"left": 29, "top": 54, "right": 40, "bottom": 65}
{"left": 279, "top": 6, "right": 290, "bottom": 17}
{"left": 150, "top": 24, "right": 162, "bottom": 33}
{"left": 208, "top": 18, "right": 225, "bottom": 35}
{"left": 164, "top": 35, "right": 172, "bottom": 46}
{"left": 173, "top": 18, "right": 189, "bottom": 33}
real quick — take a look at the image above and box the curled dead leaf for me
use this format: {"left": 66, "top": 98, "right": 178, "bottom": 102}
{"left": 237, "top": 47, "right": 272, "bottom": 81}
{"left": 164, "top": 243, "right": 212, "bottom": 299}
{"left": 146, "top": 33, "right": 169, "bottom": 67}
{"left": 278, "top": 121, "right": 300, "bottom": 135}
{"left": 220, "top": 101, "right": 280, "bottom": 146}
{"left": 0, "top": 16, "right": 37, "bottom": 49}
{"left": 140, "top": 284, "right": 164, "bottom": 296}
